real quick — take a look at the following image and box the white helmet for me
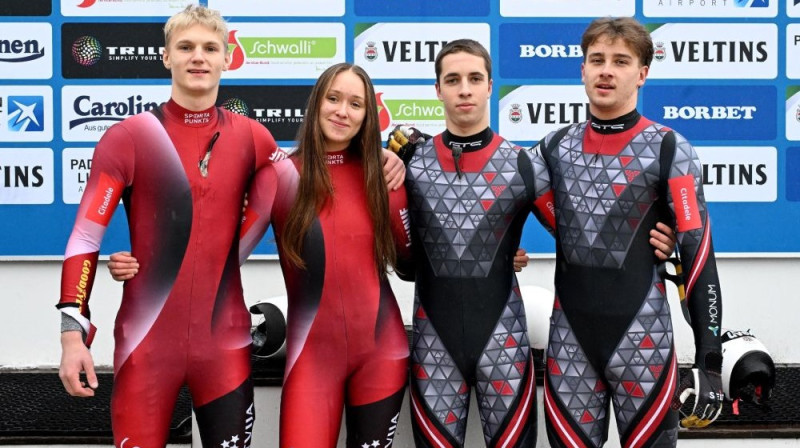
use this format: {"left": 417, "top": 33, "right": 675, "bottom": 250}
{"left": 519, "top": 285, "right": 555, "bottom": 350}
{"left": 249, "top": 296, "right": 288, "bottom": 359}
{"left": 721, "top": 329, "right": 775, "bottom": 404}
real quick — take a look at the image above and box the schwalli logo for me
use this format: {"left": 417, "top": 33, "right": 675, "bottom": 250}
{"left": 0, "top": 0, "right": 52, "bottom": 16}
{"left": 355, "top": 0, "right": 488, "bottom": 17}
{"left": 61, "top": 0, "right": 197, "bottom": 16}
{"left": 61, "top": 85, "right": 170, "bottom": 142}
{"left": 783, "top": 86, "right": 800, "bottom": 141}
{"left": 208, "top": 0, "right": 344, "bottom": 17}
{"left": 643, "top": 0, "right": 775, "bottom": 18}
{"left": 224, "top": 23, "right": 344, "bottom": 79}
{"left": 217, "top": 85, "right": 313, "bottom": 142}
{"left": 354, "top": 23, "right": 490, "bottom": 80}
{"left": 641, "top": 85, "right": 776, "bottom": 141}
{"left": 498, "top": 85, "right": 589, "bottom": 143}
{"left": 500, "top": 0, "right": 634, "bottom": 17}
{"left": 0, "top": 86, "right": 53, "bottom": 142}
{"left": 62, "top": 147, "right": 94, "bottom": 204}
{"left": 787, "top": 24, "right": 800, "bottom": 79}
{"left": 0, "top": 23, "right": 52, "bottom": 80}
{"left": 0, "top": 148, "right": 54, "bottom": 204}
{"left": 499, "top": 23, "right": 586, "bottom": 80}
{"left": 647, "top": 23, "right": 777, "bottom": 79}
{"left": 62, "top": 23, "right": 167, "bottom": 79}
{"left": 695, "top": 146, "right": 776, "bottom": 202}
{"left": 372, "top": 85, "right": 447, "bottom": 141}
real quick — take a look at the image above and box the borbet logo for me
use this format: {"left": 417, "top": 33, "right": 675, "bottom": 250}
{"left": 376, "top": 92, "right": 390, "bottom": 131}
{"left": 382, "top": 40, "right": 448, "bottom": 62}
{"left": 668, "top": 41, "right": 768, "bottom": 63}
{"left": 518, "top": 44, "right": 581, "bottom": 58}
{"left": 70, "top": 95, "right": 159, "bottom": 128}
{"left": 0, "top": 38, "right": 45, "bottom": 63}
{"left": 663, "top": 105, "right": 756, "bottom": 120}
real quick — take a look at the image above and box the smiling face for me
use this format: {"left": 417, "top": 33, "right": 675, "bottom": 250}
{"left": 162, "top": 23, "right": 230, "bottom": 110}
{"left": 435, "top": 51, "right": 492, "bottom": 136}
{"left": 581, "top": 35, "right": 648, "bottom": 120}
{"left": 319, "top": 69, "right": 367, "bottom": 153}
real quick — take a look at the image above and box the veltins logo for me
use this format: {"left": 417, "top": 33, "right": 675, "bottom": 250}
{"left": 0, "top": 148, "right": 54, "bottom": 205}
{"left": 8, "top": 96, "right": 45, "bottom": 132}
{"left": 354, "top": 23, "right": 489, "bottom": 80}
{"left": 647, "top": 23, "right": 777, "bottom": 79}
{"left": 499, "top": 85, "right": 589, "bottom": 143}
{"left": 223, "top": 23, "right": 344, "bottom": 79}
{"left": 72, "top": 36, "right": 103, "bottom": 66}
{"left": 695, "top": 146, "right": 776, "bottom": 202}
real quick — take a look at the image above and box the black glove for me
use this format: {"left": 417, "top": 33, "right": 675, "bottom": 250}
{"left": 672, "top": 352, "right": 724, "bottom": 428}
{"left": 386, "top": 125, "right": 429, "bottom": 163}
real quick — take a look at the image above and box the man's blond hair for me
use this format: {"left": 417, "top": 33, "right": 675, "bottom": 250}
{"left": 164, "top": 5, "right": 228, "bottom": 51}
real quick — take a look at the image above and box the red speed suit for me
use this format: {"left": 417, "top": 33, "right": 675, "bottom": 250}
{"left": 57, "top": 99, "right": 282, "bottom": 447}
{"left": 240, "top": 149, "right": 412, "bottom": 448}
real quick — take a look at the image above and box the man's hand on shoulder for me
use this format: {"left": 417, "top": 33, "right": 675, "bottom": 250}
{"left": 108, "top": 251, "right": 139, "bottom": 281}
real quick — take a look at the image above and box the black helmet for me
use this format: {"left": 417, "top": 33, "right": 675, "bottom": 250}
{"left": 721, "top": 329, "right": 775, "bottom": 405}
{"left": 249, "top": 299, "right": 287, "bottom": 359}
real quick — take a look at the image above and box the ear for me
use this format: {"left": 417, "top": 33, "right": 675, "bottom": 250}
{"left": 223, "top": 48, "right": 232, "bottom": 71}
{"left": 162, "top": 49, "right": 171, "bottom": 70}
{"left": 435, "top": 82, "right": 443, "bottom": 101}
{"left": 580, "top": 62, "right": 586, "bottom": 85}
{"left": 487, "top": 78, "right": 493, "bottom": 97}
{"left": 637, "top": 65, "right": 649, "bottom": 88}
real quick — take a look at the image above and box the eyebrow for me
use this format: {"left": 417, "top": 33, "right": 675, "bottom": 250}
{"left": 443, "top": 71, "right": 486, "bottom": 78}
{"left": 174, "top": 39, "right": 221, "bottom": 47}
{"left": 328, "top": 89, "right": 365, "bottom": 101}
{"left": 588, "top": 52, "right": 634, "bottom": 60}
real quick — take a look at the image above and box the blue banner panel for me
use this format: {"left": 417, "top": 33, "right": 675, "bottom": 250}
{"left": 354, "top": 0, "right": 489, "bottom": 17}
{"left": 788, "top": 147, "right": 800, "bottom": 202}
{"left": 641, "top": 85, "right": 776, "bottom": 141}
{"left": 499, "top": 23, "right": 587, "bottom": 80}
